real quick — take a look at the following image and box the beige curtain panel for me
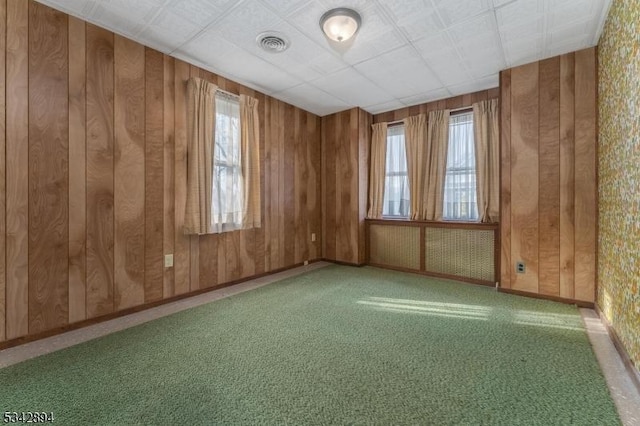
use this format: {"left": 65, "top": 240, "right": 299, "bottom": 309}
{"left": 404, "top": 114, "right": 427, "bottom": 220}
{"left": 423, "top": 109, "right": 450, "bottom": 221}
{"left": 473, "top": 99, "right": 500, "bottom": 223}
{"left": 367, "top": 122, "right": 388, "bottom": 219}
{"left": 185, "top": 77, "right": 217, "bottom": 235}
{"left": 240, "top": 94, "right": 261, "bottom": 229}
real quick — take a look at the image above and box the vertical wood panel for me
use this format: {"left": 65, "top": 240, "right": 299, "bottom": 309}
{"left": 510, "top": 62, "right": 539, "bottom": 293}
{"left": 537, "top": 57, "right": 560, "bottom": 296}
{"left": 284, "top": 104, "right": 296, "bottom": 266}
{"left": 358, "top": 109, "right": 370, "bottom": 264}
{"left": 163, "top": 55, "right": 175, "bottom": 298}
{"left": 0, "top": 0, "right": 7, "bottom": 341}
{"left": 6, "top": 0, "right": 30, "bottom": 338}
{"left": 114, "top": 35, "right": 145, "bottom": 311}
{"left": 573, "top": 48, "right": 597, "bottom": 303}
{"left": 559, "top": 53, "right": 576, "bottom": 299}
{"left": 323, "top": 114, "right": 336, "bottom": 260}
{"left": 239, "top": 86, "right": 256, "bottom": 279}
{"left": 173, "top": 59, "right": 190, "bottom": 295}
{"left": 277, "top": 100, "right": 285, "bottom": 270}
{"left": 1, "top": 0, "right": 325, "bottom": 342}
{"left": 254, "top": 92, "right": 266, "bottom": 274}
{"left": 307, "top": 114, "right": 320, "bottom": 260}
{"left": 28, "top": 2, "right": 69, "bottom": 333}
{"left": 144, "top": 48, "right": 164, "bottom": 303}
{"left": 188, "top": 65, "right": 199, "bottom": 290}
{"left": 294, "top": 109, "right": 307, "bottom": 264}
{"left": 86, "top": 24, "right": 114, "bottom": 318}
{"left": 263, "top": 96, "right": 273, "bottom": 271}
{"left": 500, "top": 70, "right": 512, "bottom": 289}
{"left": 68, "top": 16, "right": 86, "bottom": 323}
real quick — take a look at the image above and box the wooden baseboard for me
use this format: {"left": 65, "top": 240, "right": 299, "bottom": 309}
{"left": 0, "top": 260, "right": 320, "bottom": 351}
{"left": 367, "top": 263, "right": 495, "bottom": 287}
{"left": 594, "top": 304, "right": 640, "bottom": 395}
{"left": 321, "top": 258, "right": 366, "bottom": 267}
{"left": 498, "top": 288, "right": 594, "bottom": 308}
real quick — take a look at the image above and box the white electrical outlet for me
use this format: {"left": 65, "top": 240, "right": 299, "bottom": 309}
{"left": 164, "top": 254, "right": 174, "bottom": 268}
{"left": 311, "top": 233, "right": 316, "bottom": 242}
{"left": 304, "top": 260, "right": 309, "bottom": 266}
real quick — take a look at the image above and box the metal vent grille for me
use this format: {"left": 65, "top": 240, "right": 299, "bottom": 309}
{"left": 256, "top": 32, "right": 289, "bottom": 53}
{"left": 424, "top": 228, "right": 495, "bottom": 281}
{"left": 369, "top": 225, "right": 420, "bottom": 270}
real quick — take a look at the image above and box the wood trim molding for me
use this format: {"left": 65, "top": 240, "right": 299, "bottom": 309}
{"left": 0, "top": 260, "right": 321, "bottom": 351}
{"left": 498, "top": 288, "right": 594, "bottom": 308}
{"left": 594, "top": 304, "right": 640, "bottom": 395}
{"left": 365, "top": 218, "right": 499, "bottom": 231}
{"left": 368, "top": 263, "right": 495, "bottom": 287}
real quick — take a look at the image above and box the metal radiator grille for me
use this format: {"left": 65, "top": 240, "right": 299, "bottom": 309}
{"left": 369, "top": 225, "right": 420, "bottom": 270}
{"left": 424, "top": 228, "right": 494, "bottom": 281}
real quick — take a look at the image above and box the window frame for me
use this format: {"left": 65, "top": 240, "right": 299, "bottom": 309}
{"left": 442, "top": 109, "right": 478, "bottom": 222}
{"left": 382, "top": 123, "right": 410, "bottom": 219}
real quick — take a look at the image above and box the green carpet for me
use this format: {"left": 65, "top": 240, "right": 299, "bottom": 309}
{"left": 0, "top": 265, "right": 620, "bottom": 425}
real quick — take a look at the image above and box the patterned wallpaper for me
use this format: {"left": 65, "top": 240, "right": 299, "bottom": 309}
{"left": 597, "top": 0, "right": 640, "bottom": 368}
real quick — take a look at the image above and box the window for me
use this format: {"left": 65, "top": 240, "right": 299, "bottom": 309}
{"left": 212, "top": 93, "right": 243, "bottom": 233}
{"left": 443, "top": 112, "right": 478, "bottom": 221}
{"left": 383, "top": 125, "right": 409, "bottom": 218}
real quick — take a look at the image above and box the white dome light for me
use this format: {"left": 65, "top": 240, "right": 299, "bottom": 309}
{"left": 320, "top": 8, "right": 361, "bottom": 43}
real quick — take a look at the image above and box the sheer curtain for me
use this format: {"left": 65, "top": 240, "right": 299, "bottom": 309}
{"left": 212, "top": 93, "right": 243, "bottom": 233}
{"left": 443, "top": 112, "right": 478, "bottom": 221}
{"left": 383, "top": 125, "right": 409, "bottom": 217}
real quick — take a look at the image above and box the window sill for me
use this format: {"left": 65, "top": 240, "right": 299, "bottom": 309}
{"left": 366, "top": 218, "right": 498, "bottom": 230}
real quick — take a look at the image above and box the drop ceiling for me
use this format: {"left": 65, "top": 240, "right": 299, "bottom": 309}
{"left": 37, "top": 0, "right": 612, "bottom": 116}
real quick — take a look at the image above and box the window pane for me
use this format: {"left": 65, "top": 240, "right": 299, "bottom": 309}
{"left": 212, "top": 93, "right": 243, "bottom": 232}
{"left": 443, "top": 112, "right": 478, "bottom": 221}
{"left": 383, "top": 125, "right": 409, "bottom": 217}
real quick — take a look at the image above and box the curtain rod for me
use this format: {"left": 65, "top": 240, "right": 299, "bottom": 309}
{"left": 216, "top": 88, "right": 240, "bottom": 99}
{"left": 385, "top": 105, "right": 472, "bottom": 126}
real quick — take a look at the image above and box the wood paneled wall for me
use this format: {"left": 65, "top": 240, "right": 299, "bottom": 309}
{"left": 500, "top": 47, "right": 597, "bottom": 303}
{"left": 373, "top": 88, "right": 500, "bottom": 123}
{"left": 322, "top": 108, "right": 371, "bottom": 265}
{"left": 0, "top": 0, "right": 321, "bottom": 343}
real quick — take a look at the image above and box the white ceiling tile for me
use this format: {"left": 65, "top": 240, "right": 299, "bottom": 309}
{"left": 362, "top": 99, "right": 407, "bottom": 115}
{"left": 378, "top": 0, "right": 444, "bottom": 41}
{"left": 447, "top": 11, "right": 496, "bottom": 43}
{"left": 287, "top": 1, "right": 332, "bottom": 46}
{"left": 447, "top": 74, "right": 499, "bottom": 97}
{"left": 265, "top": 0, "right": 314, "bottom": 16}
{"left": 499, "top": 18, "right": 544, "bottom": 42}
{"left": 548, "top": 0, "right": 599, "bottom": 29}
{"left": 165, "top": 0, "right": 225, "bottom": 27}
{"left": 321, "top": 0, "right": 370, "bottom": 12}
{"left": 495, "top": 0, "right": 543, "bottom": 28}
{"left": 311, "top": 67, "right": 391, "bottom": 107}
{"left": 213, "top": 1, "right": 281, "bottom": 48}
{"left": 354, "top": 46, "right": 442, "bottom": 99}
{"left": 400, "top": 88, "right": 452, "bottom": 107}
{"left": 273, "top": 84, "right": 351, "bottom": 116}
{"left": 432, "top": 0, "right": 491, "bottom": 26}
{"left": 89, "top": 2, "right": 156, "bottom": 36}
{"left": 139, "top": 8, "right": 201, "bottom": 51}
{"left": 37, "top": 0, "right": 611, "bottom": 115}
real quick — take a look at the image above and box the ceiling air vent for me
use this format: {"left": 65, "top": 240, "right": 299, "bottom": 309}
{"left": 256, "top": 32, "right": 289, "bottom": 53}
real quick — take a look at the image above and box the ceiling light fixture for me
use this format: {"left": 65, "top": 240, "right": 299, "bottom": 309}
{"left": 319, "top": 8, "right": 361, "bottom": 43}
